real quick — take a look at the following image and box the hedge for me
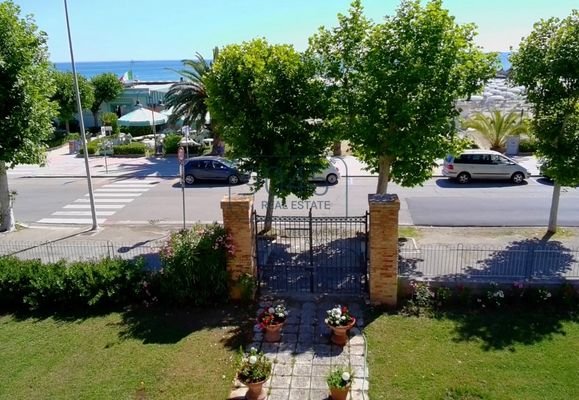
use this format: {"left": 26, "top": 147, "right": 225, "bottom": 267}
{"left": 113, "top": 142, "right": 147, "bottom": 155}
{"left": 0, "top": 257, "right": 147, "bottom": 310}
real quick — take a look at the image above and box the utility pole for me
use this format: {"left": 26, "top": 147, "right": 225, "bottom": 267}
{"left": 64, "top": 0, "right": 98, "bottom": 230}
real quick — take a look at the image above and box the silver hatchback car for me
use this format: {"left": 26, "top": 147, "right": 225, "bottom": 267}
{"left": 443, "top": 150, "right": 530, "bottom": 184}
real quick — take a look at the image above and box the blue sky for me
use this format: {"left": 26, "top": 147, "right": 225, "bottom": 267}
{"left": 12, "top": 0, "right": 578, "bottom": 62}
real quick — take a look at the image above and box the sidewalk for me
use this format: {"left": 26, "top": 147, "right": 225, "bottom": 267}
{"left": 8, "top": 147, "right": 542, "bottom": 179}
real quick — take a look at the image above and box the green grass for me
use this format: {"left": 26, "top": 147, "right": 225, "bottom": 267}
{"left": 399, "top": 226, "right": 421, "bottom": 239}
{"left": 365, "top": 310, "right": 579, "bottom": 400}
{"left": 0, "top": 306, "right": 253, "bottom": 400}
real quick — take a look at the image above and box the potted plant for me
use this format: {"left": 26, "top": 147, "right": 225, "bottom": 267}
{"left": 325, "top": 305, "right": 356, "bottom": 346}
{"left": 257, "top": 302, "right": 288, "bottom": 342}
{"left": 237, "top": 347, "right": 272, "bottom": 400}
{"left": 327, "top": 366, "right": 353, "bottom": 400}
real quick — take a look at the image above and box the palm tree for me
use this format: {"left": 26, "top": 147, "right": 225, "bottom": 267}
{"left": 165, "top": 47, "right": 222, "bottom": 154}
{"left": 462, "top": 110, "right": 528, "bottom": 151}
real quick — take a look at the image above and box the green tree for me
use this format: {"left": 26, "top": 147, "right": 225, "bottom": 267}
{"left": 510, "top": 10, "right": 579, "bottom": 232}
{"left": 52, "top": 70, "right": 94, "bottom": 133}
{"left": 350, "top": 0, "right": 498, "bottom": 193}
{"left": 206, "top": 39, "right": 330, "bottom": 230}
{"left": 101, "top": 112, "right": 119, "bottom": 134}
{"left": 90, "top": 72, "right": 123, "bottom": 128}
{"left": 307, "top": 0, "right": 371, "bottom": 156}
{"left": 462, "top": 110, "right": 529, "bottom": 150}
{"left": 165, "top": 48, "right": 223, "bottom": 154}
{"left": 0, "top": 1, "right": 57, "bottom": 231}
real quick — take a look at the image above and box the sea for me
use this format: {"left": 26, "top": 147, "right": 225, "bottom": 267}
{"left": 54, "top": 53, "right": 513, "bottom": 82}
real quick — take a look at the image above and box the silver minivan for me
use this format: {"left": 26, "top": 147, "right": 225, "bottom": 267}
{"left": 442, "top": 150, "right": 530, "bottom": 184}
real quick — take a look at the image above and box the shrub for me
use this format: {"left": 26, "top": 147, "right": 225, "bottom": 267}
{"left": 518, "top": 138, "right": 537, "bottom": 153}
{"left": 0, "top": 256, "right": 147, "bottom": 311}
{"left": 123, "top": 126, "right": 157, "bottom": 137}
{"left": 113, "top": 142, "right": 147, "bottom": 155}
{"left": 159, "top": 224, "right": 232, "bottom": 306}
{"left": 78, "top": 138, "right": 101, "bottom": 155}
{"left": 402, "top": 281, "right": 435, "bottom": 316}
{"left": 236, "top": 347, "right": 272, "bottom": 384}
{"left": 163, "top": 133, "right": 182, "bottom": 154}
{"left": 101, "top": 112, "right": 120, "bottom": 134}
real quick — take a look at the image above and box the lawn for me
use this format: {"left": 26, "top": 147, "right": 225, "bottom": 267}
{"left": 0, "top": 306, "right": 252, "bottom": 400}
{"left": 365, "top": 310, "right": 579, "bottom": 400}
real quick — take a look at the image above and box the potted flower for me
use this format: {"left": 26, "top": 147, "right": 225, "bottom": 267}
{"left": 237, "top": 347, "right": 272, "bottom": 400}
{"left": 327, "top": 366, "right": 353, "bottom": 400}
{"left": 257, "top": 302, "right": 288, "bottom": 342}
{"left": 325, "top": 304, "right": 356, "bottom": 346}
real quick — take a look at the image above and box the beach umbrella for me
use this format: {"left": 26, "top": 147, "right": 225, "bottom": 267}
{"left": 118, "top": 105, "right": 168, "bottom": 127}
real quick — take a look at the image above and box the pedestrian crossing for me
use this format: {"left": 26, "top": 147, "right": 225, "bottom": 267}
{"left": 37, "top": 180, "right": 159, "bottom": 225}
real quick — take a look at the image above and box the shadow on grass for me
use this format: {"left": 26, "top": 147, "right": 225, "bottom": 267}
{"left": 443, "top": 309, "right": 579, "bottom": 351}
{"left": 2, "top": 303, "right": 256, "bottom": 349}
{"left": 117, "top": 304, "right": 255, "bottom": 347}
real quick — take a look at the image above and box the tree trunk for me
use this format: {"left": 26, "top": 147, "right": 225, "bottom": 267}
{"left": 0, "top": 162, "right": 15, "bottom": 232}
{"left": 263, "top": 184, "right": 276, "bottom": 233}
{"left": 65, "top": 120, "right": 70, "bottom": 134}
{"left": 548, "top": 182, "right": 561, "bottom": 233}
{"left": 332, "top": 140, "right": 342, "bottom": 156}
{"left": 211, "top": 131, "right": 223, "bottom": 156}
{"left": 376, "top": 155, "right": 393, "bottom": 194}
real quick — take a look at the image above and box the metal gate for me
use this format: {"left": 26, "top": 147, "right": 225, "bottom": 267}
{"left": 254, "top": 209, "right": 368, "bottom": 294}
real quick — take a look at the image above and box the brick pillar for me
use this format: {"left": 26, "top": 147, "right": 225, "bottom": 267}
{"left": 368, "top": 194, "right": 400, "bottom": 307}
{"left": 221, "top": 195, "right": 255, "bottom": 301}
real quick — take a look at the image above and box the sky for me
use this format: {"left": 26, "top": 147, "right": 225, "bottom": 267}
{"left": 11, "top": 0, "right": 578, "bottom": 63}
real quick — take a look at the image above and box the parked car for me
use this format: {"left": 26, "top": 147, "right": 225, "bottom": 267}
{"left": 183, "top": 156, "right": 250, "bottom": 185}
{"left": 310, "top": 158, "right": 341, "bottom": 184}
{"left": 538, "top": 159, "right": 553, "bottom": 180}
{"left": 442, "top": 149, "right": 530, "bottom": 184}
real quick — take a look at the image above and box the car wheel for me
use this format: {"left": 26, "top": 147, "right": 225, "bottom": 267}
{"left": 511, "top": 172, "right": 525, "bottom": 184}
{"left": 228, "top": 174, "right": 240, "bottom": 185}
{"left": 456, "top": 172, "right": 471, "bottom": 184}
{"left": 184, "top": 174, "right": 195, "bottom": 185}
{"left": 326, "top": 173, "right": 338, "bottom": 185}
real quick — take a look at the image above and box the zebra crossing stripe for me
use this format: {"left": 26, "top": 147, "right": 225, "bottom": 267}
{"left": 75, "top": 198, "right": 134, "bottom": 203}
{"left": 38, "top": 218, "right": 107, "bottom": 224}
{"left": 52, "top": 211, "right": 116, "bottom": 216}
{"left": 64, "top": 204, "right": 125, "bottom": 209}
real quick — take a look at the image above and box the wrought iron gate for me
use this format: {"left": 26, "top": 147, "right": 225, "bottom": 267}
{"left": 254, "top": 209, "right": 368, "bottom": 294}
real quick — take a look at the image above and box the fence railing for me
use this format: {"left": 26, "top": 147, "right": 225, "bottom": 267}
{"left": 399, "top": 244, "right": 579, "bottom": 282}
{"left": 0, "top": 241, "right": 163, "bottom": 270}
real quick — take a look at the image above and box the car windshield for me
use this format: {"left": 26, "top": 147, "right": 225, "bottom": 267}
{"left": 220, "top": 159, "right": 235, "bottom": 168}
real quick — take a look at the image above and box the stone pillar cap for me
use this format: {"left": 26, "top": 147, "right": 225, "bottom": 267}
{"left": 368, "top": 193, "right": 399, "bottom": 203}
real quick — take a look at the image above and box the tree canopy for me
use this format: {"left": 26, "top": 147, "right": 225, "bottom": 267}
{"left": 52, "top": 70, "right": 94, "bottom": 133}
{"left": 0, "top": 1, "right": 57, "bottom": 230}
{"left": 307, "top": 0, "right": 371, "bottom": 156}
{"left": 510, "top": 10, "right": 579, "bottom": 187}
{"left": 316, "top": 0, "right": 498, "bottom": 193}
{"left": 205, "top": 39, "right": 331, "bottom": 228}
{"left": 90, "top": 72, "right": 123, "bottom": 127}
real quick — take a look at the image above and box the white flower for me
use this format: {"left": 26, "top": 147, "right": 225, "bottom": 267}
{"left": 268, "top": 307, "right": 275, "bottom": 314}
{"left": 341, "top": 372, "right": 351, "bottom": 382}
{"left": 249, "top": 355, "right": 257, "bottom": 365}
{"left": 341, "top": 316, "right": 346, "bottom": 320}
{"left": 250, "top": 347, "right": 257, "bottom": 352}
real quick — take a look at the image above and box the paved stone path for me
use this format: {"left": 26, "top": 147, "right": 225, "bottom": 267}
{"left": 231, "top": 296, "right": 369, "bottom": 400}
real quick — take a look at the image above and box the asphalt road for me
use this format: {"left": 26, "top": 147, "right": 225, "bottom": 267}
{"left": 10, "top": 175, "right": 579, "bottom": 227}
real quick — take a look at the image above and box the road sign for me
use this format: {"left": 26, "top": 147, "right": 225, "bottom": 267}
{"left": 178, "top": 146, "right": 185, "bottom": 163}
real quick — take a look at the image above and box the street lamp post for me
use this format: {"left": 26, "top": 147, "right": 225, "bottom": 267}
{"left": 150, "top": 96, "right": 157, "bottom": 155}
{"left": 63, "top": 0, "right": 98, "bottom": 230}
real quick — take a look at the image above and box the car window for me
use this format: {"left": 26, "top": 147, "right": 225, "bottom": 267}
{"left": 202, "top": 160, "right": 213, "bottom": 169}
{"left": 213, "top": 161, "right": 226, "bottom": 169}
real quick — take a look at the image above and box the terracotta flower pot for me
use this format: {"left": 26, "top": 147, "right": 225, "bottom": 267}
{"left": 263, "top": 322, "right": 284, "bottom": 342}
{"left": 244, "top": 379, "right": 267, "bottom": 400}
{"left": 327, "top": 318, "right": 356, "bottom": 346}
{"left": 329, "top": 385, "right": 351, "bottom": 400}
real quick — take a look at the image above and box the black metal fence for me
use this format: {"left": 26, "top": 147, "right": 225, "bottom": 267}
{"left": 255, "top": 210, "right": 368, "bottom": 294}
{"left": 399, "top": 244, "right": 579, "bottom": 282}
{"left": 0, "top": 241, "right": 163, "bottom": 270}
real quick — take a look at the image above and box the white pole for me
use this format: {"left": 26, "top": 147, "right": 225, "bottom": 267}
{"left": 64, "top": 0, "right": 98, "bottom": 230}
